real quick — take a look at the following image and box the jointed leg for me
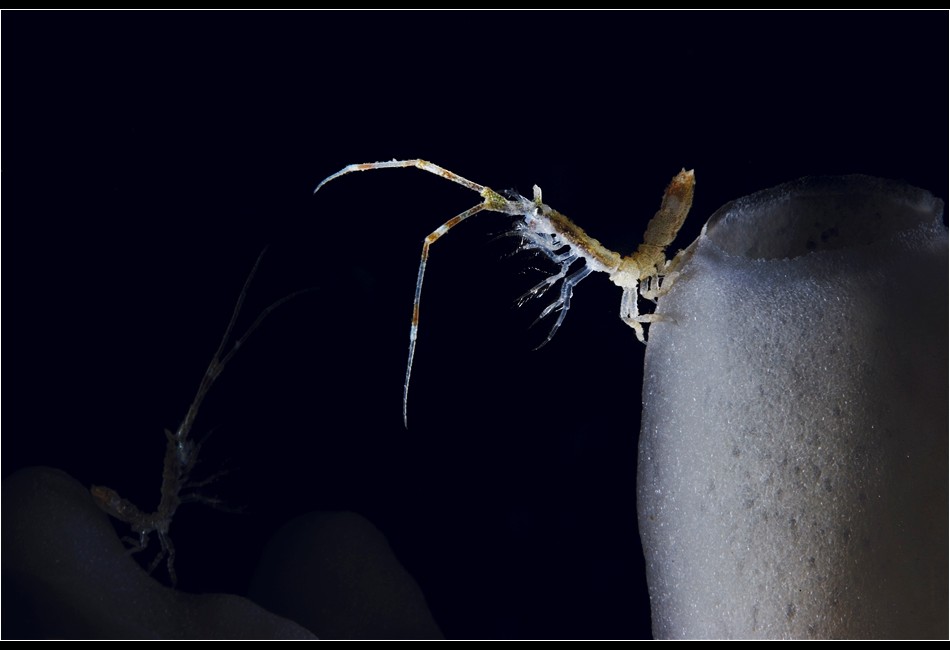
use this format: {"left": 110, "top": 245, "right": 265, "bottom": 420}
{"left": 315, "top": 159, "right": 487, "bottom": 195}
{"left": 404, "top": 203, "right": 489, "bottom": 427}
{"left": 157, "top": 532, "right": 177, "bottom": 587}
{"left": 619, "top": 285, "right": 646, "bottom": 343}
{"left": 533, "top": 264, "right": 594, "bottom": 349}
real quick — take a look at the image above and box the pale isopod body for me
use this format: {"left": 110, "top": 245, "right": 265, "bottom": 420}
{"left": 315, "top": 161, "right": 695, "bottom": 425}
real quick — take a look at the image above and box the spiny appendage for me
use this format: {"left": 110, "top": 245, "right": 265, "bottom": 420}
{"left": 509, "top": 216, "right": 595, "bottom": 349}
{"left": 505, "top": 185, "right": 623, "bottom": 348}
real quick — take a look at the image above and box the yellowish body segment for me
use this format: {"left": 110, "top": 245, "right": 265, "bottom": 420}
{"left": 314, "top": 160, "right": 696, "bottom": 425}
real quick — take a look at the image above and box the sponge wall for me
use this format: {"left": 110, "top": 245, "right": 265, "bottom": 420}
{"left": 637, "top": 176, "right": 948, "bottom": 639}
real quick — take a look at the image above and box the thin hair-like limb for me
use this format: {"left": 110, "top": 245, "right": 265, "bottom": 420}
{"left": 174, "top": 249, "right": 315, "bottom": 443}
{"left": 404, "top": 203, "right": 489, "bottom": 427}
{"left": 171, "top": 248, "right": 268, "bottom": 444}
{"left": 315, "top": 160, "right": 524, "bottom": 427}
{"left": 314, "top": 159, "right": 487, "bottom": 195}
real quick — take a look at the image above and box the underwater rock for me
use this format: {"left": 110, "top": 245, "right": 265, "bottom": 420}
{"left": 3, "top": 467, "right": 440, "bottom": 639}
{"left": 1, "top": 466, "right": 315, "bottom": 639}
{"left": 249, "top": 511, "right": 443, "bottom": 640}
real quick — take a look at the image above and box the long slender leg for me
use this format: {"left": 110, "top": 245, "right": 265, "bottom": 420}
{"left": 317, "top": 160, "right": 533, "bottom": 428}
{"left": 158, "top": 532, "right": 177, "bottom": 587}
{"left": 146, "top": 543, "right": 168, "bottom": 577}
{"left": 173, "top": 249, "right": 314, "bottom": 445}
{"left": 315, "top": 159, "right": 487, "bottom": 195}
{"left": 404, "top": 204, "right": 488, "bottom": 427}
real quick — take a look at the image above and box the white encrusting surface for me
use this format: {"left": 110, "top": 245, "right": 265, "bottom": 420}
{"left": 637, "top": 176, "right": 948, "bottom": 639}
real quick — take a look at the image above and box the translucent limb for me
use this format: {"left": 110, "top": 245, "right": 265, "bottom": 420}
{"left": 531, "top": 264, "right": 594, "bottom": 349}
{"left": 317, "top": 160, "right": 532, "bottom": 427}
{"left": 619, "top": 284, "right": 646, "bottom": 344}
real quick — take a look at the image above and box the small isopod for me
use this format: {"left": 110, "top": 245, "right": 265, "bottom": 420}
{"left": 91, "top": 251, "right": 307, "bottom": 586}
{"left": 315, "top": 161, "right": 695, "bottom": 426}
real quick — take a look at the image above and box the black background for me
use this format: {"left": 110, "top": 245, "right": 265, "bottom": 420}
{"left": 4, "top": 10, "right": 947, "bottom": 639}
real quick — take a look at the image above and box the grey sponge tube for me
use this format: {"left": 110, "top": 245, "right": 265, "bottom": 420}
{"left": 637, "top": 176, "right": 948, "bottom": 639}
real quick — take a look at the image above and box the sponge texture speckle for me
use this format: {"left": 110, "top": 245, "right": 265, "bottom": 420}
{"left": 637, "top": 176, "right": 948, "bottom": 639}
